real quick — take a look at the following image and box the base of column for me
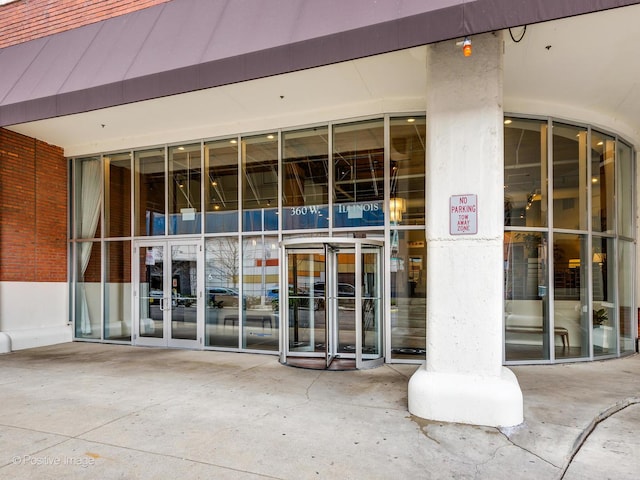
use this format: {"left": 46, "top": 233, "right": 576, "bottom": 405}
{"left": 0, "top": 326, "right": 72, "bottom": 352}
{"left": 408, "top": 366, "right": 523, "bottom": 427}
{"left": 0, "top": 332, "right": 11, "bottom": 353}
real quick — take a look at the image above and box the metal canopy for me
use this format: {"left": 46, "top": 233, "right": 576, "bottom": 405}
{"left": 1, "top": 0, "right": 637, "bottom": 128}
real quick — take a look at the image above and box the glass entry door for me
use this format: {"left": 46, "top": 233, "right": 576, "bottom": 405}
{"left": 134, "top": 240, "right": 202, "bottom": 348}
{"left": 281, "top": 238, "right": 383, "bottom": 369}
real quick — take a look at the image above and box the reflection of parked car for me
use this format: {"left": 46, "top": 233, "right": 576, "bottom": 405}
{"left": 149, "top": 290, "right": 163, "bottom": 305}
{"left": 312, "top": 282, "right": 355, "bottom": 297}
{"left": 208, "top": 287, "right": 241, "bottom": 308}
{"left": 149, "top": 290, "right": 194, "bottom": 307}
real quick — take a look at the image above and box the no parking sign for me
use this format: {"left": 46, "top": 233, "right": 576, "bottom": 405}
{"left": 450, "top": 194, "right": 477, "bottom": 235}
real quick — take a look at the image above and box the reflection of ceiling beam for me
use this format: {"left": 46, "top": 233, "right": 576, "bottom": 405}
{"left": 368, "top": 153, "right": 378, "bottom": 197}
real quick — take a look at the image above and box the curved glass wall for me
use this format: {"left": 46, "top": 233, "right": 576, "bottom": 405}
{"left": 504, "top": 116, "right": 636, "bottom": 363}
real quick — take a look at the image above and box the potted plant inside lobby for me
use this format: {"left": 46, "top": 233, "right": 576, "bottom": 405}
{"left": 592, "top": 306, "right": 612, "bottom": 351}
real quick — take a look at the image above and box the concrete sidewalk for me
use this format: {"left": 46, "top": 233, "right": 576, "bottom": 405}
{"left": 0, "top": 343, "right": 638, "bottom": 479}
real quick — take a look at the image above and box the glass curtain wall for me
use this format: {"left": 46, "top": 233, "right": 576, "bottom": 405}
{"left": 503, "top": 119, "right": 549, "bottom": 361}
{"left": 504, "top": 116, "right": 635, "bottom": 363}
{"left": 333, "top": 120, "right": 384, "bottom": 228}
{"left": 205, "top": 138, "right": 238, "bottom": 233}
{"left": 242, "top": 235, "right": 279, "bottom": 351}
{"left": 105, "top": 153, "right": 131, "bottom": 238}
{"left": 104, "top": 240, "right": 131, "bottom": 341}
{"left": 74, "top": 156, "right": 102, "bottom": 339}
{"left": 389, "top": 116, "right": 426, "bottom": 360}
{"left": 70, "top": 114, "right": 632, "bottom": 363}
{"left": 204, "top": 236, "right": 240, "bottom": 348}
{"left": 169, "top": 144, "right": 201, "bottom": 235}
{"left": 75, "top": 241, "right": 101, "bottom": 338}
{"left": 134, "top": 148, "right": 165, "bottom": 236}
{"left": 618, "top": 141, "right": 635, "bottom": 353}
{"left": 242, "top": 133, "right": 278, "bottom": 232}
{"left": 282, "top": 127, "right": 329, "bottom": 230}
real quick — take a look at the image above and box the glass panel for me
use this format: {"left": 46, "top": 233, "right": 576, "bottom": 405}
{"left": 390, "top": 116, "right": 426, "bottom": 226}
{"left": 335, "top": 250, "right": 356, "bottom": 353}
{"left": 553, "top": 123, "right": 588, "bottom": 230}
{"left": 205, "top": 237, "right": 240, "bottom": 348}
{"left": 105, "top": 152, "right": 131, "bottom": 237}
{"left": 591, "top": 132, "right": 615, "bottom": 233}
{"left": 242, "top": 133, "right": 278, "bottom": 232}
{"left": 618, "top": 240, "right": 635, "bottom": 353}
{"left": 362, "top": 249, "right": 382, "bottom": 357}
{"left": 553, "top": 233, "right": 589, "bottom": 359}
{"left": 617, "top": 142, "right": 634, "bottom": 238}
{"left": 104, "top": 241, "right": 131, "bottom": 341}
{"left": 242, "top": 236, "right": 279, "bottom": 350}
{"left": 592, "top": 236, "right": 616, "bottom": 356}
{"left": 169, "top": 144, "right": 201, "bottom": 235}
{"left": 504, "top": 118, "right": 548, "bottom": 227}
{"left": 333, "top": 119, "right": 384, "bottom": 228}
{"left": 138, "top": 245, "right": 164, "bottom": 338}
{"left": 504, "top": 232, "right": 549, "bottom": 361}
{"left": 75, "top": 157, "right": 102, "bottom": 239}
{"left": 390, "top": 230, "right": 427, "bottom": 360}
{"left": 288, "top": 250, "right": 326, "bottom": 353}
{"left": 134, "top": 149, "right": 165, "bottom": 236}
{"left": 205, "top": 138, "right": 239, "bottom": 233}
{"left": 282, "top": 127, "right": 330, "bottom": 230}
{"left": 170, "top": 244, "right": 198, "bottom": 340}
{"left": 75, "top": 241, "right": 101, "bottom": 339}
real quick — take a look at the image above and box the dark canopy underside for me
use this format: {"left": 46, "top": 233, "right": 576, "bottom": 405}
{"left": 0, "top": 0, "right": 638, "bottom": 127}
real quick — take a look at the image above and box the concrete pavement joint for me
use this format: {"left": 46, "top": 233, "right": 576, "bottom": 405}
{"left": 557, "top": 396, "right": 640, "bottom": 480}
{"left": 0, "top": 420, "right": 282, "bottom": 479}
{"left": 304, "top": 370, "right": 323, "bottom": 400}
{"left": 497, "top": 425, "right": 561, "bottom": 470}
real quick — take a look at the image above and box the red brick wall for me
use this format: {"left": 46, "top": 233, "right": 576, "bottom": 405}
{"left": 0, "top": 127, "right": 67, "bottom": 282}
{"left": 0, "top": 0, "right": 172, "bottom": 49}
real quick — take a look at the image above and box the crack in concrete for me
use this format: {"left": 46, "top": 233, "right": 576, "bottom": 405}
{"left": 557, "top": 397, "right": 640, "bottom": 480}
{"left": 497, "top": 425, "right": 561, "bottom": 470}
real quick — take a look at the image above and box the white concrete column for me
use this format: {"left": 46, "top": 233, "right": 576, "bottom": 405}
{"left": 408, "top": 32, "right": 523, "bottom": 427}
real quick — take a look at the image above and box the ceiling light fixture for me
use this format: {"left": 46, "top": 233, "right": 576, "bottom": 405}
{"left": 462, "top": 37, "right": 472, "bottom": 57}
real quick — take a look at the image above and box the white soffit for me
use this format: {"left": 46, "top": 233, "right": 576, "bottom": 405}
{"left": 8, "top": 4, "right": 640, "bottom": 155}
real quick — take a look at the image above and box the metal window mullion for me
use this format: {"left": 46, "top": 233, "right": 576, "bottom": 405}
{"left": 164, "top": 146, "right": 169, "bottom": 236}
{"left": 355, "top": 242, "right": 363, "bottom": 369}
{"left": 383, "top": 115, "right": 392, "bottom": 363}
{"left": 200, "top": 141, "right": 205, "bottom": 236}
{"left": 238, "top": 136, "right": 243, "bottom": 234}
{"left": 328, "top": 123, "right": 334, "bottom": 235}
{"left": 100, "top": 239, "right": 105, "bottom": 341}
{"left": 547, "top": 118, "right": 555, "bottom": 362}
{"left": 586, "top": 127, "right": 594, "bottom": 359}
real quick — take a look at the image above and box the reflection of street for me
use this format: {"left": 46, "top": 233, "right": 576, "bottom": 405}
{"left": 205, "top": 306, "right": 278, "bottom": 350}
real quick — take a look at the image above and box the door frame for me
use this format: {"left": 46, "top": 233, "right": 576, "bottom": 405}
{"left": 280, "top": 237, "right": 384, "bottom": 369}
{"left": 133, "top": 239, "right": 204, "bottom": 348}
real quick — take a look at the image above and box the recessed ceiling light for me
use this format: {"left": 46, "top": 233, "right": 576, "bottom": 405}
{"left": 597, "top": 141, "right": 604, "bottom": 146}
{"left": 267, "top": 134, "right": 275, "bottom": 140}
{"left": 230, "top": 139, "right": 237, "bottom": 144}
{"left": 592, "top": 177, "right": 598, "bottom": 183}
{"left": 504, "top": 119, "right": 512, "bottom": 125}
{"left": 407, "top": 118, "right": 415, "bottom": 123}
{"left": 178, "top": 146, "right": 185, "bottom": 151}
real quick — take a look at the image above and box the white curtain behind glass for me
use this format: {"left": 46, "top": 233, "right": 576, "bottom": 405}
{"left": 78, "top": 158, "right": 102, "bottom": 334}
